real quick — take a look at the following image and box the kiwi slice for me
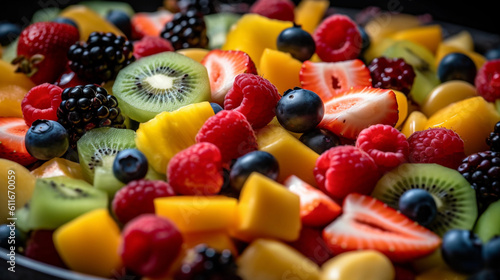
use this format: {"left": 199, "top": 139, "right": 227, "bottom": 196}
{"left": 26, "top": 176, "right": 108, "bottom": 230}
{"left": 112, "top": 51, "right": 211, "bottom": 122}
{"left": 77, "top": 127, "right": 136, "bottom": 183}
{"left": 371, "top": 163, "right": 477, "bottom": 236}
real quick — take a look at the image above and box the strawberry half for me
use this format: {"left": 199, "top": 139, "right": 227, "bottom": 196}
{"left": 283, "top": 175, "right": 341, "bottom": 227}
{"left": 0, "top": 117, "right": 37, "bottom": 166}
{"left": 323, "top": 193, "right": 441, "bottom": 263}
{"left": 299, "top": 59, "right": 372, "bottom": 101}
{"left": 12, "top": 22, "right": 79, "bottom": 85}
{"left": 201, "top": 49, "right": 258, "bottom": 105}
{"left": 319, "top": 86, "right": 398, "bottom": 140}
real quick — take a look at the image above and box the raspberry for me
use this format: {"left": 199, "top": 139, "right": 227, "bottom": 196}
{"left": 356, "top": 124, "right": 409, "bottom": 172}
{"left": 313, "top": 14, "right": 362, "bottom": 62}
{"left": 249, "top": 0, "right": 295, "bottom": 22}
{"left": 195, "top": 110, "right": 258, "bottom": 164}
{"left": 475, "top": 59, "right": 500, "bottom": 102}
{"left": 368, "top": 56, "right": 416, "bottom": 95}
{"left": 112, "top": 179, "right": 176, "bottom": 225}
{"left": 21, "top": 83, "right": 63, "bottom": 127}
{"left": 313, "top": 145, "right": 380, "bottom": 202}
{"left": 133, "top": 36, "right": 174, "bottom": 60}
{"left": 120, "top": 214, "right": 183, "bottom": 278}
{"left": 25, "top": 230, "right": 67, "bottom": 269}
{"left": 167, "top": 142, "right": 224, "bottom": 195}
{"left": 224, "top": 73, "right": 281, "bottom": 129}
{"left": 408, "top": 128, "right": 466, "bottom": 169}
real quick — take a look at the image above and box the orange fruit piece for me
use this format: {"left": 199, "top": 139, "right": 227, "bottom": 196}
{"left": 131, "top": 10, "right": 173, "bottom": 39}
{"left": 0, "top": 85, "right": 28, "bottom": 118}
{"left": 259, "top": 48, "right": 302, "bottom": 94}
{"left": 391, "top": 25, "right": 443, "bottom": 54}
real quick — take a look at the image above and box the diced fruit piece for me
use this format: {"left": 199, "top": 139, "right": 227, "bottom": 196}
{"left": 395, "top": 90, "right": 409, "bottom": 128}
{"left": 283, "top": 175, "right": 341, "bottom": 227}
{"left": 443, "top": 30, "right": 474, "bottom": 51}
{"left": 435, "top": 43, "right": 486, "bottom": 71}
{"left": 155, "top": 196, "right": 237, "bottom": 233}
{"left": 177, "top": 48, "right": 209, "bottom": 63}
{"left": 0, "top": 85, "right": 29, "bottom": 118}
{"left": 401, "top": 111, "right": 428, "bottom": 138}
{"left": 256, "top": 118, "right": 319, "bottom": 186}
{"left": 120, "top": 214, "right": 183, "bottom": 278}
{"left": 231, "top": 172, "right": 300, "bottom": 242}
{"left": 222, "top": 14, "right": 293, "bottom": 69}
{"left": 275, "top": 87, "right": 324, "bottom": 133}
{"left": 0, "top": 117, "right": 37, "bottom": 166}
{"left": 391, "top": 25, "right": 443, "bottom": 53}
{"left": 321, "top": 250, "right": 395, "bottom": 280}
{"left": 0, "top": 158, "right": 35, "bottom": 223}
{"left": 249, "top": 0, "right": 295, "bottom": 22}
{"left": 59, "top": 5, "right": 125, "bottom": 41}
{"left": 364, "top": 13, "right": 422, "bottom": 44}
{"left": 237, "top": 238, "right": 321, "bottom": 280}
{"left": 131, "top": 10, "right": 173, "bottom": 39}
{"left": 53, "top": 208, "right": 122, "bottom": 277}
{"left": 323, "top": 193, "right": 441, "bottom": 262}
{"left": 26, "top": 176, "right": 108, "bottom": 230}
{"left": 474, "top": 199, "right": 500, "bottom": 243}
{"left": 135, "top": 102, "right": 214, "bottom": 173}
{"left": 294, "top": 0, "right": 329, "bottom": 34}
{"left": 259, "top": 48, "right": 302, "bottom": 94}
{"left": 182, "top": 231, "right": 237, "bottom": 256}
{"left": 31, "top": 158, "right": 84, "bottom": 180}
{"left": 426, "top": 96, "right": 500, "bottom": 155}
{"left": 201, "top": 49, "right": 258, "bottom": 104}
{"left": 421, "top": 80, "right": 478, "bottom": 117}
{"left": 319, "top": 87, "right": 399, "bottom": 140}
{"left": 300, "top": 59, "right": 372, "bottom": 102}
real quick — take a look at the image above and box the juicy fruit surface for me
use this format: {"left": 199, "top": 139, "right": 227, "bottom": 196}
{"left": 0, "top": 117, "right": 37, "bottom": 166}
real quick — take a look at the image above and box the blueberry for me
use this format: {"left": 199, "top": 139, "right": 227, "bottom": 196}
{"left": 229, "top": 151, "right": 279, "bottom": 191}
{"left": 0, "top": 224, "right": 24, "bottom": 251}
{"left": 398, "top": 189, "right": 437, "bottom": 226}
{"left": 469, "top": 269, "right": 500, "bottom": 280}
{"left": 358, "top": 25, "right": 370, "bottom": 55}
{"left": 0, "top": 22, "right": 21, "bottom": 46}
{"left": 441, "top": 229, "right": 484, "bottom": 274}
{"left": 437, "top": 52, "right": 477, "bottom": 84}
{"left": 276, "top": 24, "right": 316, "bottom": 62}
{"left": 276, "top": 87, "right": 324, "bottom": 133}
{"left": 485, "top": 47, "right": 500, "bottom": 60}
{"left": 483, "top": 236, "right": 500, "bottom": 269}
{"left": 210, "top": 102, "right": 224, "bottom": 114}
{"left": 25, "top": 119, "right": 69, "bottom": 160}
{"left": 106, "top": 10, "right": 132, "bottom": 39}
{"left": 52, "top": 17, "right": 78, "bottom": 29}
{"left": 113, "top": 148, "right": 149, "bottom": 184}
{"left": 299, "top": 128, "right": 340, "bottom": 154}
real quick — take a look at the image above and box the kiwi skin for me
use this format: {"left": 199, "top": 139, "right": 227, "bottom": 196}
{"left": 112, "top": 51, "right": 211, "bottom": 123}
{"left": 371, "top": 163, "right": 477, "bottom": 237}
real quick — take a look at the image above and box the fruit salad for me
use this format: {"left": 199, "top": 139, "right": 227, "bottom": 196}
{"left": 1, "top": 0, "right": 500, "bottom": 279}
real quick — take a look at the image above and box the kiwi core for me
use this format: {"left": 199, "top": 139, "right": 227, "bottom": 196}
{"left": 145, "top": 74, "right": 176, "bottom": 92}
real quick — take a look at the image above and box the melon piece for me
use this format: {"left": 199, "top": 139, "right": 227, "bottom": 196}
{"left": 259, "top": 48, "right": 302, "bottom": 94}
{"left": 321, "top": 250, "right": 395, "bottom": 280}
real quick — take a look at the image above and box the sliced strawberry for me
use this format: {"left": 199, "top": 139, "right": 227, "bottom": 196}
{"left": 323, "top": 193, "right": 441, "bottom": 263}
{"left": 0, "top": 117, "right": 37, "bottom": 166}
{"left": 131, "top": 10, "right": 174, "bottom": 39}
{"left": 319, "top": 86, "right": 398, "bottom": 140}
{"left": 300, "top": 59, "right": 372, "bottom": 101}
{"left": 201, "top": 49, "right": 258, "bottom": 105}
{"left": 283, "top": 175, "right": 341, "bottom": 227}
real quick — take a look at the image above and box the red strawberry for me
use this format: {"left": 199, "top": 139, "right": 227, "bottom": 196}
{"left": 323, "top": 193, "right": 441, "bottom": 263}
{"left": 319, "top": 86, "right": 398, "bottom": 140}
{"left": 300, "top": 59, "right": 372, "bottom": 101}
{"left": 0, "top": 117, "right": 37, "bottom": 166}
{"left": 13, "top": 22, "right": 79, "bottom": 85}
{"left": 201, "top": 49, "right": 258, "bottom": 105}
{"left": 283, "top": 175, "right": 341, "bottom": 227}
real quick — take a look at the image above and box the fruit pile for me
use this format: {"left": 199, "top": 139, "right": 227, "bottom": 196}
{"left": 1, "top": 0, "right": 500, "bottom": 279}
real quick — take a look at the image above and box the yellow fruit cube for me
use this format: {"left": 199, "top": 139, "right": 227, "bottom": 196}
{"left": 176, "top": 48, "right": 209, "bottom": 63}
{"left": 256, "top": 119, "right": 319, "bottom": 186}
{"left": 259, "top": 48, "right": 302, "bottom": 94}
{"left": 321, "top": 250, "right": 395, "bottom": 280}
{"left": 182, "top": 230, "right": 238, "bottom": 256}
{"left": 237, "top": 238, "right": 320, "bottom": 280}
{"left": 443, "top": 30, "right": 474, "bottom": 51}
{"left": 231, "top": 172, "right": 301, "bottom": 242}
{"left": 154, "top": 196, "right": 237, "bottom": 233}
{"left": 391, "top": 25, "right": 443, "bottom": 53}
{"left": 53, "top": 208, "right": 122, "bottom": 277}
{"left": 294, "top": 0, "right": 329, "bottom": 34}
{"left": 364, "top": 13, "right": 422, "bottom": 44}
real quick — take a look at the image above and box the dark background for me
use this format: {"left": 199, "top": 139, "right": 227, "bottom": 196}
{"left": 1, "top": 0, "right": 498, "bottom": 36}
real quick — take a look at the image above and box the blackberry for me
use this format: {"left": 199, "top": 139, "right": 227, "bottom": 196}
{"left": 178, "top": 0, "right": 219, "bottom": 14}
{"left": 457, "top": 151, "right": 500, "bottom": 212}
{"left": 174, "top": 244, "right": 241, "bottom": 280}
{"left": 57, "top": 84, "right": 126, "bottom": 148}
{"left": 160, "top": 10, "right": 209, "bottom": 50}
{"left": 368, "top": 56, "right": 416, "bottom": 95}
{"left": 67, "top": 32, "right": 135, "bottom": 84}
{"left": 486, "top": 121, "right": 500, "bottom": 152}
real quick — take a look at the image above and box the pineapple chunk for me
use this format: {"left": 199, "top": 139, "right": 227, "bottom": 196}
{"left": 259, "top": 48, "right": 302, "bottom": 94}
{"left": 321, "top": 250, "right": 395, "bottom": 280}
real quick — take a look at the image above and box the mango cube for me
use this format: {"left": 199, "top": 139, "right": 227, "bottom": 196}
{"left": 154, "top": 196, "right": 237, "bottom": 233}
{"left": 237, "top": 238, "right": 320, "bottom": 280}
{"left": 31, "top": 158, "right": 84, "bottom": 180}
{"left": 53, "top": 208, "right": 122, "bottom": 277}
{"left": 256, "top": 119, "right": 319, "bottom": 186}
{"left": 231, "top": 172, "right": 301, "bottom": 242}
{"left": 260, "top": 48, "right": 302, "bottom": 94}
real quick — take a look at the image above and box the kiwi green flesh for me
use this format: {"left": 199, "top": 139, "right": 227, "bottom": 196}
{"left": 26, "top": 176, "right": 107, "bottom": 230}
{"left": 371, "top": 163, "right": 478, "bottom": 237}
{"left": 77, "top": 127, "right": 136, "bottom": 183}
{"left": 112, "top": 51, "right": 211, "bottom": 123}
{"left": 474, "top": 199, "right": 500, "bottom": 242}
